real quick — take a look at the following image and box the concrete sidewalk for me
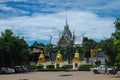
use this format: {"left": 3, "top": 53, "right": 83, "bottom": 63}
{"left": 0, "top": 71, "right": 120, "bottom": 80}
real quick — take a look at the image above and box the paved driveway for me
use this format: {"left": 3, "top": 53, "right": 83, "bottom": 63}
{"left": 0, "top": 71, "right": 120, "bottom": 80}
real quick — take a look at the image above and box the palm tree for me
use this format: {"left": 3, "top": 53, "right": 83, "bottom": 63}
{"left": 45, "top": 44, "right": 54, "bottom": 61}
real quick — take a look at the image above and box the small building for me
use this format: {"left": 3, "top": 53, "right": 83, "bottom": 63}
{"left": 90, "top": 48, "right": 108, "bottom": 64}
{"left": 29, "top": 45, "right": 44, "bottom": 65}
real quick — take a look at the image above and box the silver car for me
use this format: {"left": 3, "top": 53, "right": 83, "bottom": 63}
{"left": 90, "top": 65, "right": 117, "bottom": 74}
{"left": 1, "top": 67, "right": 15, "bottom": 74}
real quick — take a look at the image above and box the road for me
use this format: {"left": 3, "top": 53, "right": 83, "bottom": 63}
{"left": 0, "top": 71, "right": 120, "bottom": 80}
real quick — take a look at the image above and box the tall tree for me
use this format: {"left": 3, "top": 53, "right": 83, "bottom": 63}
{"left": 0, "top": 29, "right": 28, "bottom": 67}
{"left": 39, "top": 43, "right": 45, "bottom": 47}
{"left": 32, "top": 41, "right": 39, "bottom": 46}
{"left": 45, "top": 44, "right": 54, "bottom": 61}
{"left": 112, "top": 18, "right": 120, "bottom": 61}
{"left": 100, "top": 38, "right": 117, "bottom": 65}
{"left": 82, "top": 38, "right": 98, "bottom": 58}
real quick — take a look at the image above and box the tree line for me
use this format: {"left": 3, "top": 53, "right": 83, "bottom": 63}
{"left": 0, "top": 29, "right": 28, "bottom": 67}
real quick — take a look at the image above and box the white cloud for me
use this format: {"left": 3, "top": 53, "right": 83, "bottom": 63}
{"left": 85, "top": 0, "right": 120, "bottom": 11}
{"left": 0, "top": 10, "right": 115, "bottom": 44}
{"left": 0, "top": 4, "right": 13, "bottom": 11}
{"left": 0, "top": 4, "right": 29, "bottom": 18}
{"left": 0, "top": 0, "right": 119, "bottom": 19}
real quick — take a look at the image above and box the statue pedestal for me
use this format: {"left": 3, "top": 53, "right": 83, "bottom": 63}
{"left": 72, "top": 50, "right": 81, "bottom": 69}
{"left": 37, "top": 63, "right": 46, "bottom": 69}
{"left": 37, "top": 51, "right": 46, "bottom": 68}
{"left": 73, "top": 62, "right": 81, "bottom": 69}
{"left": 55, "top": 50, "right": 63, "bottom": 68}
{"left": 55, "top": 63, "right": 63, "bottom": 68}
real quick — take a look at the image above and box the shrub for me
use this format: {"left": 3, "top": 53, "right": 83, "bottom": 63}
{"left": 46, "top": 65, "right": 54, "bottom": 69}
{"left": 62, "top": 65, "right": 73, "bottom": 70}
{"left": 95, "top": 60, "right": 101, "bottom": 66}
{"left": 37, "top": 65, "right": 44, "bottom": 69}
{"left": 37, "top": 65, "right": 73, "bottom": 71}
{"left": 116, "top": 65, "right": 120, "bottom": 71}
{"left": 78, "top": 64, "right": 94, "bottom": 71}
{"left": 28, "top": 65, "right": 37, "bottom": 71}
{"left": 37, "top": 68, "right": 64, "bottom": 71}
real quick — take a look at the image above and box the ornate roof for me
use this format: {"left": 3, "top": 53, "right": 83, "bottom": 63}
{"left": 58, "top": 23, "right": 73, "bottom": 46}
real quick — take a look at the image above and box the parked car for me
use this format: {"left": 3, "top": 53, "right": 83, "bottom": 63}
{"left": 14, "top": 66, "right": 22, "bottom": 73}
{"left": 14, "top": 66, "right": 28, "bottom": 73}
{"left": 20, "top": 66, "right": 28, "bottom": 72}
{"left": 90, "top": 65, "right": 117, "bottom": 74}
{"left": 1, "top": 67, "right": 15, "bottom": 74}
{"left": 0, "top": 68, "right": 2, "bottom": 74}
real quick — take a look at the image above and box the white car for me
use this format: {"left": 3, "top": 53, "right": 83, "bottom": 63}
{"left": 90, "top": 65, "right": 117, "bottom": 74}
{"left": 1, "top": 67, "right": 15, "bottom": 74}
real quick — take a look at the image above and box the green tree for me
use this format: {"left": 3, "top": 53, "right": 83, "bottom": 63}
{"left": 45, "top": 44, "right": 54, "bottom": 61}
{"left": 39, "top": 43, "right": 45, "bottom": 47}
{"left": 0, "top": 29, "right": 28, "bottom": 67}
{"left": 82, "top": 38, "right": 98, "bottom": 58}
{"left": 32, "top": 41, "right": 39, "bottom": 46}
{"left": 64, "top": 45, "right": 73, "bottom": 63}
{"left": 32, "top": 41, "right": 45, "bottom": 47}
{"left": 112, "top": 18, "right": 120, "bottom": 61}
{"left": 100, "top": 38, "right": 117, "bottom": 65}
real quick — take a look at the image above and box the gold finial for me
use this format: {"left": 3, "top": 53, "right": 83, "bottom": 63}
{"left": 66, "top": 8, "right": 68, "bottom": 25}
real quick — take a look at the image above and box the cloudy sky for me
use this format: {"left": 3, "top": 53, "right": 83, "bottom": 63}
{"left": 0, "top": 0, "right": 120, "bottom": 46}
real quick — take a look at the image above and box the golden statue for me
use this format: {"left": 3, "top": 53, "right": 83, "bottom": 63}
{"left": 55, "top": 50, "right": 62, "bottom": 63}
{"left": 72, "top": 50, "right": 80, "bottom": 62}
{"left": 37, "top": 51, "right": 45, "bottom": 65}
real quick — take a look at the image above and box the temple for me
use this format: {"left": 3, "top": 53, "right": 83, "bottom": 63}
{"left": 51, "top": 10, "right": 83, "bottom": 47}
{"left": 58, "top": 20, "right": 74, "bottom": 46}
{"left": 28, "top": 10, "right": 107, "bottom": 68}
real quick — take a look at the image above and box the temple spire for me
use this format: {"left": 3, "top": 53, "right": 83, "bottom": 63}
{"left": 66, "top": 8, "right": 68, "bottom": 25}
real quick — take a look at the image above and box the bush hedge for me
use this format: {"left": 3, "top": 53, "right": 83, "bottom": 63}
{"left": 37, "top": 65, "right": 44, "bottom": 69}
{"left": 78, "top": 64, "right": 94, "bottom": 71}
{"left": 28, "top": 64, "right": 37, "bottom": 71}
{"left": 28, "top": 64, "right": 95, "bottom": 71}
{"left": 46, "top": 64, "right": 54, "bottom": 69}
{"left": 61, "top": 64, "right": 73, "bottom": 70}
{"left": 116, "top": 65, "right": 120, "bottom": 71}
{"left": 37, "top": 64, "right": 73, "bottom": 71}
{"left": 37, "top": 68, "right": 64, "bottom": 71}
